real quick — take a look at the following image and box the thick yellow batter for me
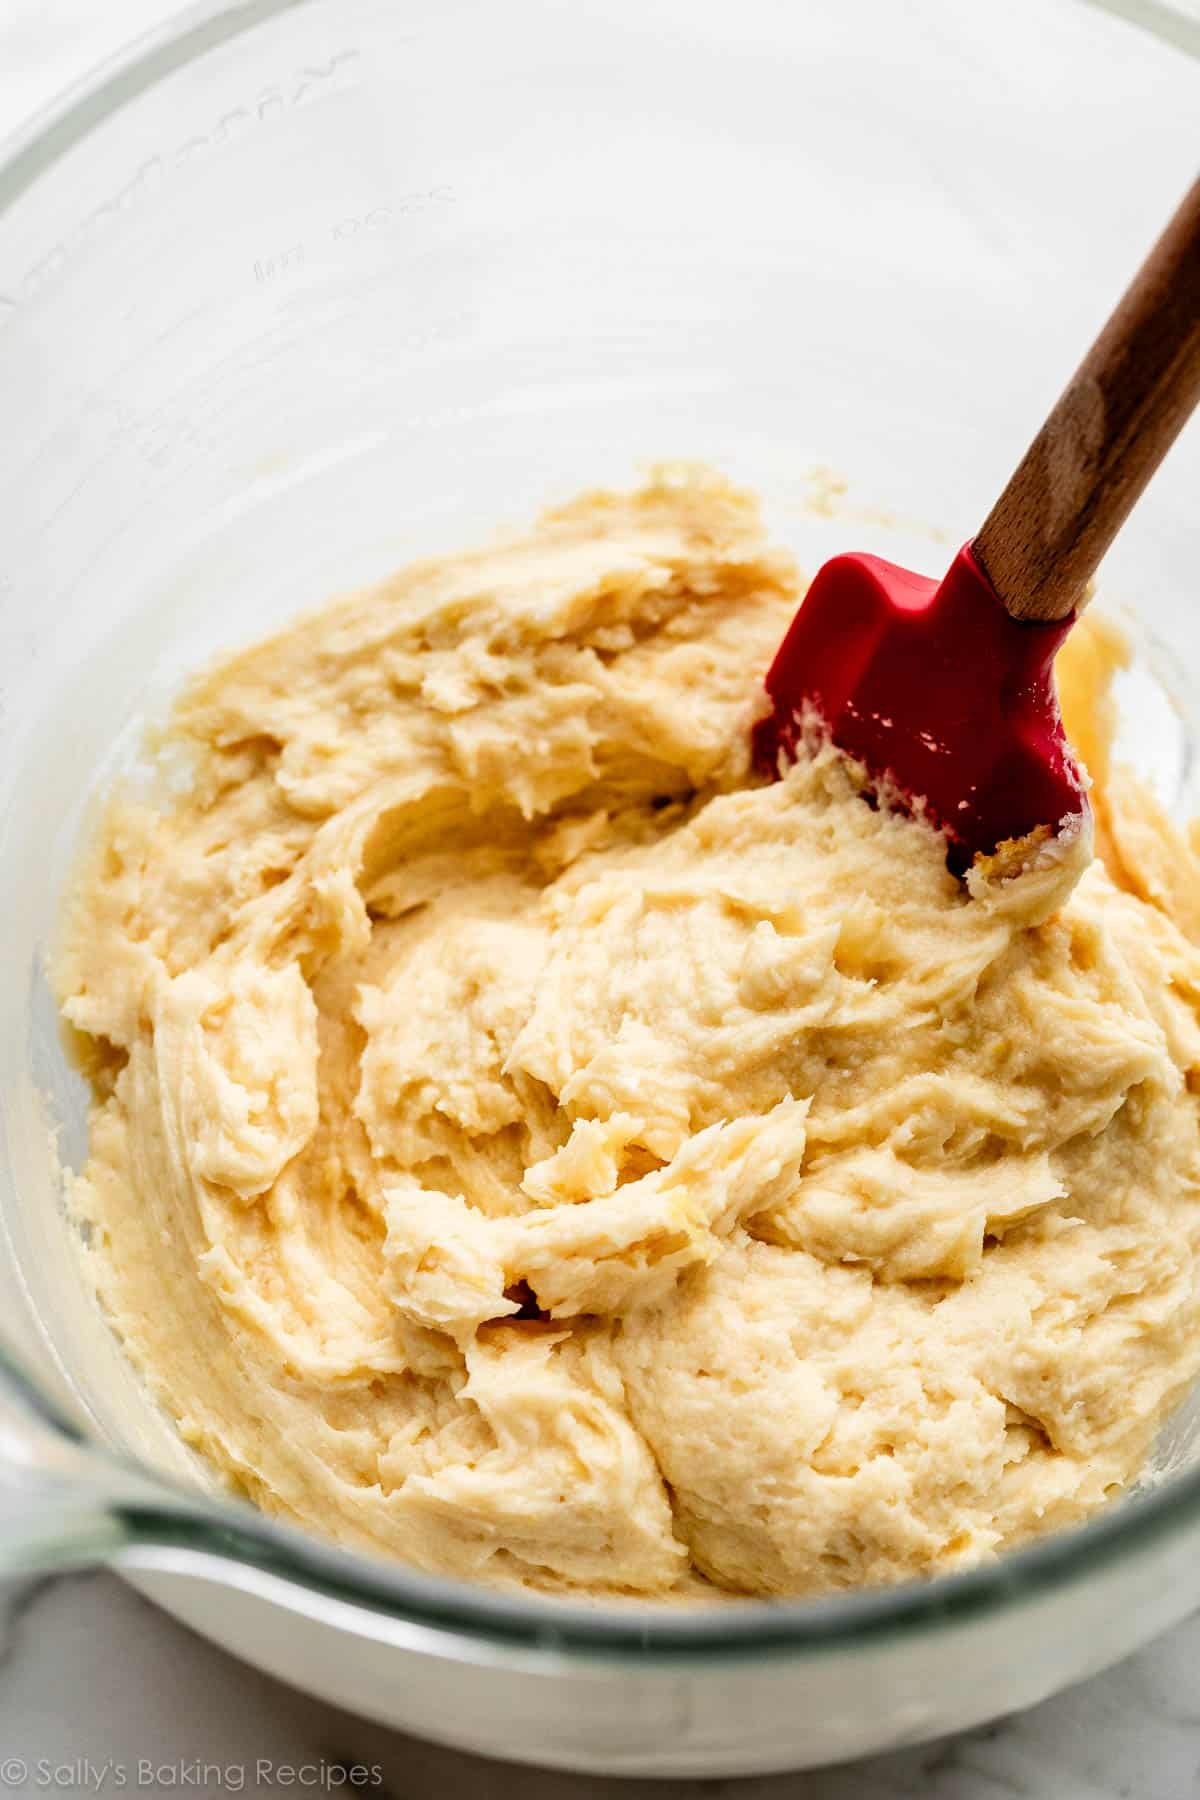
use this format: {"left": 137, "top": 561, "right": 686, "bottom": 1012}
{"left": 56, "top": 469, "right": 1200, "bottom": 1598}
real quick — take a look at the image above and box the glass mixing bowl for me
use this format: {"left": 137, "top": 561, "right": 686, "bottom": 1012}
{"left": 1, "top": 0, "right": 1198, "bottom": 1776}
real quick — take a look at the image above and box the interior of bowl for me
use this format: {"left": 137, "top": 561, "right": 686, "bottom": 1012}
{"left": 1, "top": 0, "right": 1200, "bottom": 1643}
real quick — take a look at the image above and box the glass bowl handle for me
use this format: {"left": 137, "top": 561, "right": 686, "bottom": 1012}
{"left": 0, "top": 1343, "right": 170, "bottom": 1575}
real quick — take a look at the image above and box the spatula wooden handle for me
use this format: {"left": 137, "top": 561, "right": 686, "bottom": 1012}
{"left": 974, "top": 174, "right": 1200, "bottom": 624}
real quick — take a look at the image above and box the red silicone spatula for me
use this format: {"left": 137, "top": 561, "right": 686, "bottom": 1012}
{"left": 754, "top": 175, "right": 1200, "bottom": 868}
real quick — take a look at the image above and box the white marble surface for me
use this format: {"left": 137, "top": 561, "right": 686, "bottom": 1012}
{"left": 2, "top": 4, "right": 1199, "bottom": 1796}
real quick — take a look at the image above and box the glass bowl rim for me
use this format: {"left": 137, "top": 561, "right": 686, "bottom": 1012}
{"left": 3, "top": 0, "right": 1200, "bottom": 1663}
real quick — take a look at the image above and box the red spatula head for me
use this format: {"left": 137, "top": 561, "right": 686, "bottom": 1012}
{"left": 753, "top": 544, "right": 1088, "bottom": 867}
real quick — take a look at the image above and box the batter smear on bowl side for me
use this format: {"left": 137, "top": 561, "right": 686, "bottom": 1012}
{"left": 55, "top": 469, "right": 1200, "bottom": 1599}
